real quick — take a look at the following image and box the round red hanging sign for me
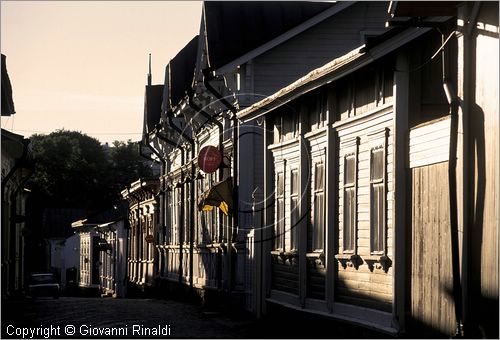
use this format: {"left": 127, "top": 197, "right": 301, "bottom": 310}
{"left": 198, "top": 145, "right": 222, "bottom": 173}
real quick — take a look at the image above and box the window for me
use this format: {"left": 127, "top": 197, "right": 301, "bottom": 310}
{"left": 275, "top": 172, "right": 285, "bottom": 250}
{"left": 290, "top": 170, "right": 299, "bottom": 251}
{"left": 343, "top": 155, "right": 356, "bottom": 253}
{"left": 312, "top": 163, "right": 325, "bottom": 251}
{"left": 370, "top": 148, "right": 385, "bottom": 254}
{"left": 203, "top": 173, "right": 217, "bottom": 243}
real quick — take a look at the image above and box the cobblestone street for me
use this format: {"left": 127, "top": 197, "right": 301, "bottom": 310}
{"left": 2, "top": 296, "right": 388, "bottom": 339}
{"left": 2, "top": 297, "right": 257, "bottom": 338}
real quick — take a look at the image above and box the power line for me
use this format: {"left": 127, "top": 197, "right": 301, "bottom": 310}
{"left": 8, "top": 128, "right": 142, "bottom": 136}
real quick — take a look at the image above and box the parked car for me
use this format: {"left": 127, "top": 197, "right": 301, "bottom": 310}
{"left": 27, "top": 273, "right": 60, "bottom": 298}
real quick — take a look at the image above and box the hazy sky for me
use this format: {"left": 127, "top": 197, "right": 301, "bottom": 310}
{"left": 1, "top": 1, "right": 202, "bottom": 144}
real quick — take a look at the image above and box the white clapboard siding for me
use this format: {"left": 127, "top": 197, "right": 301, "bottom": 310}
{"left": 409, "top": 116, "right": 451, "bottom": 168}
{"left": 336, "top": 108, "right": 394, "bottom": 311}
{"left": 253, "top": 2, "right": 390, "bottom": 97}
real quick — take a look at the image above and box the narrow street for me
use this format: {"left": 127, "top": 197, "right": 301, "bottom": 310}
{"left": 2, "top": 296, "right": 388, "bottom": 339}
{"left": 2, "top": 297, "right": 257, "bottom": 338}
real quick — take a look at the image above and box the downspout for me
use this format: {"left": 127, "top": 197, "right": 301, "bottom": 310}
{"left": 202, "top": 68, "right": 238, "bottom": 293}
{"left": 1, "top": 138, "right": 29, "bottom": 208}
{"left": 461, "top": 3, "right": 480, "bottom": 335}
{"left": 155, "top": 128, "right": 185, "bottom": 285}
{"left": 187, "top": 89, "right": 225, "bottom": 249}
{"left": 124, "top": 212, "right": 130, "bottom": 295}
{"left": 9, "top": 168, "right": 32, "bottom": 293}
{"left": 440, "top": 27, "right": 464, "bottom": 336}
{"left": 142, "top": 135, "right": 166, "bottom": 281}
{"left": 126, "top": 187, "right": 141, "bottom": 288}
{"left": 1, "top": 138, "right": 30, "bottom": 295}
{"left": 166, "top": 114, "right": 196, "bottom": 290}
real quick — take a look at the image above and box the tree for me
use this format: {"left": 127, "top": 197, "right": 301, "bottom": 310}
{"left": 29, "top": 129, "right": 113, "bottom": 210}
{"left": 106, "top": 140, "right": 153, "bottom": 194}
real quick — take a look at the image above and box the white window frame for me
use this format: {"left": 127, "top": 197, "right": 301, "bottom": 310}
{"left": 341, "top": 137, "right": 359, "bottom": 255}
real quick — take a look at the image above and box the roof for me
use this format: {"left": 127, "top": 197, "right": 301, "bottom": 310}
{"left": 145, "top": 84, "right": 164, "bottom": 133}
{"left": 1, "top": 128, "right": 31, "bottom": 161}
{"left": 387, "top": 1, "right": 458, "bottom": 27}
{"left": 203, "top": 1, "right": 335, "bottom": 70}
{"left": 43, "top": 208, "right": 88, "bottom": 236}
{"left": 1, "top": 54, "right": 16, "bottom": 116}
{"left": 237, "top": 25, "right": 438, "bottom": 121}
{"left": 71, "top": 205, "right": 126, "bottom": 229}
{"left": 169, "top": 35, "right": 199, "bottom": 109}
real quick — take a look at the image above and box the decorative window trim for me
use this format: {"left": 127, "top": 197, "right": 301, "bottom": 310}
{"left": 311, "top": 161, "right": 325, "bottom": 252}
{"left": 334, "top": 253, "right": 363, "bottom": 269}
{"left": 341, "top": 137, "right": 359, "bottom": 254}
{"left": 335, "top": 137, "right": 360, "bottom": 269}
{"left": 270, "top": 249, "right": 298, "bottom": 266}
{"left": 367, "top": 127, "right": 392, "bottom": 272}
{"left": 369, "top": 147, "right": 385, "bottom": 255}
{"left": 289, "top": 168, "right": 299, "bottom": 252}
{"left": 363, "top": 255, "right": 392, "bottom": 273}
{"left": 274, "top": 161, "right": 286, "bottom": 251}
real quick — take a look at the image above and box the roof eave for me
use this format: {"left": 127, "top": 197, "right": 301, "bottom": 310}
{"left": 237, "top": 25, "right": 439, "bottom": 122}
{"left": 213, "top": 1, "right": 356, "bottom": 75}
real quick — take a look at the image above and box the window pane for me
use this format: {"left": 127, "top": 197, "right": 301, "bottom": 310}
{"left": 371, "top": 149, "right": 384, "bottom": 181}
{"left": 370, "top": 184, "right": 384, "bottom": 252}
{"left": 276, "top": 199, "right": 285, "bottom": 249}
{"left": 343, "top": 188, "right": 355, "bottom": 251}
{"left": 345, "top": 156, "right": 355, "bottom": 185}
{"left": 291, "top": 171, "right": 298, "bottom": 195}
{"left": 315, "top": 163, "right": 324, "bottom": 190}
{"left": 313, "top": 193, "right": 324, "bottom": 250}
{"left": 291, "top": 197, "right": 298, "bottom": 250}
{"left": 277, "top": 172, "right": 284, "bottom": 197}
{"left": 350, "top": 189, "right": 356, "bottom": 250}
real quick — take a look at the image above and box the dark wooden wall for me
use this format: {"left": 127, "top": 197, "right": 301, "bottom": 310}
{"left": 409, "top": 162, "right": 456, "bottom": 335}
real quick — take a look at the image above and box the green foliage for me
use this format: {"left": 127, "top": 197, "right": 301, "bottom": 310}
{"left": 29, "top": 130, "right": 152, "bottom": 210}
{"left": 107, "top": 139, "right": 153, "bottom": 193}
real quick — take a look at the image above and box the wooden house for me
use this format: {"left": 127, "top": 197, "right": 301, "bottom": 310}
{"left": 72, "top": 205, "right": 128, "bottom": 297}
{"left": 237, "top": 1, "right": 498, "bottom": 337}
{"left": 1, "top": 54, "right": 34, "bottom": 297}
{"left": 142, "top": 1, "right": 393, "bottom": 309}
{"left": 121, "top": 178, "right": 160, "bottom": 295}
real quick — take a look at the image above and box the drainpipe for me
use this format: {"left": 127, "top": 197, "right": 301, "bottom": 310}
{"left": 1, "top": 138, "right": 30, "bottom": 205}
{"left": 154, "top": 128, "right": 185, "bottom": 285}
{"left": 126, "top": 187, "right": 141, "bottom": 288}
{"left": 461, "top": 3, "right": 480, "bottom": 334}
{"left": 9, "top": 169, "right": 32, "bottom": 293}
{"left": 187, "top": 88, "right": 225, "bottom": 247}
{"left": 166, "top": 114, "right": 196, "bottom": 290}
{"left": 142, "top": 134, "right": 166, "bottom": 281}
{"left": 1, "top": 138, "right": 30, "bottom": 295}
{"left": 439, "top": 26, "right": 464, "bottom": 336}
{"left": 202, "top": 68, "right": 238, "bottom": 293}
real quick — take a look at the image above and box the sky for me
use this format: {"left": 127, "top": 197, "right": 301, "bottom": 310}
{"left": 1, "top": 1, "right": 202, "bottom": 144}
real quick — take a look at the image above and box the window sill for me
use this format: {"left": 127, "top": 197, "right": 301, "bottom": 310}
{"left": 363, "top": 254, "right": 392, "bottom": 273}
{"left": 335, "top": 253, "right": 362, "bottom": 269}
{"left": 306, "top": 251, "right": 325, "bottom": 258}
{"left": 271, "top": 250, "right": 298, "bottom": 265}
{"left": 306, "top": 252, "right": 325, "bottom": 267}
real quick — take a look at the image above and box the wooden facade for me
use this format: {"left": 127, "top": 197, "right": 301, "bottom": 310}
{"left": 134, "top": 1, "right": 498, "bottom": 337}
{"left": 237, "top": 2, "right": 498, "bottom": 336}
{"left": 98, "top": 220, "right": 127, "bottom": 298}
{"left": 121, "top": 178, "right": 159, "bottom": 294}
{"left": 143, "top": 1, "right": 391, "bottom": 309}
